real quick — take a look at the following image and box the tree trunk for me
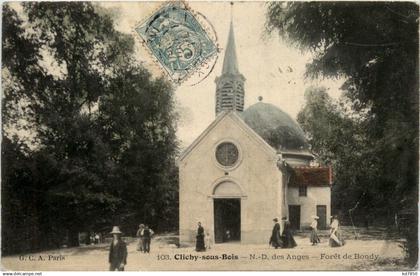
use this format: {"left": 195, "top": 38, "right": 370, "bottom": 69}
{"left": 68, "top": 228, "right": 80, "bottom": 247}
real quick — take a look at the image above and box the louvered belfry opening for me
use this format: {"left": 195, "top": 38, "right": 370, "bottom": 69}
{"left": 215, "top": 21, "right": 246, "bottom": 116}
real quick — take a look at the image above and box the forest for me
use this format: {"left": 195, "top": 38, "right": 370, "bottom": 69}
{"left": 2, "top": 2, "right": 179, "bottom": 254}
{"left": 266, "top": 2, "right": 418, "bottom": 265}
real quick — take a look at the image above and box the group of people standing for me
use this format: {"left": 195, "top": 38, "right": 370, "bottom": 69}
{"left": 88, "top": 232, "right": 102, "bottom": 244}
{"left": 107, "top": 215, "right": 345, "bottom": 270}
{"left": 195, "top": 222, "right": 212, "bottom": 251}
{"left": 309, "top": 214, "right": 345, "bottom": 247}
{"left": 136, "top": 224, "right": 155, "bottom": 253}
{"left": 270, "top": 215, "right": 345, "bottom": 248}
{"left": 269, "top": 217, "right": 297, "bottom": 249}
{"left": 195, "top": 215, "right": 345, "bottom": 252}
{"left": 107, "top": 223, "right": 155, "bottom": 271}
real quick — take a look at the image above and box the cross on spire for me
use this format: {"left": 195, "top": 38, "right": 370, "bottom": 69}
{"left": 230, "top": 1, "right": 234, "bottom": 20}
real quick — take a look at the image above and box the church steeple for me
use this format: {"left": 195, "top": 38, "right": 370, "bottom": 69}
{"left": 222, "top": 21, "right": 239, "bottom": 75}
{"left": 215, "top": 6, "right": 245, "bottom": 116}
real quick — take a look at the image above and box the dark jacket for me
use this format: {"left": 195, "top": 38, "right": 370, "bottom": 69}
{"left": 109, "top": 239, "right": 127, "bottom": 265}
{"left": 269, "top": 222, "right": 283, "bottom": 248}
{"left": 143, "top": 228, "right": 151, "bottom": 239}
{"left": 195, "top": 226, "right": 205, "bottom": 251}
{"left": 282, "top": 221, "right": 297, "bottom": 248}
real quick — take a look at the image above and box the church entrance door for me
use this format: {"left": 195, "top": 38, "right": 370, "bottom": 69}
{"left": 316, "top": 205, "right": 327, "bottom": 230}
{"left": 214, "top": 198, "right": 241, "bottom": 243}
{"left": 288, "top": 205, "right": 301, "bottom": 230}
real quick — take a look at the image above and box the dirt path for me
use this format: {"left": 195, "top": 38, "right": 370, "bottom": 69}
{"left": 1, "top": 233, "right": 409, "bottom": 271}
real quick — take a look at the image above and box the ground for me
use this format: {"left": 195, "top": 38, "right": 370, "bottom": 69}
{"left": 1, "top": 227, "right": 413, "bottom": 271}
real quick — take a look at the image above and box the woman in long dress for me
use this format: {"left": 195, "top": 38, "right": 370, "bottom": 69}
{"left": 310, "top": 216, "right": 320, "bottom": 245}
{"left": 329, "top": 215, "right": 345, "bottom": 247}
{"left": 269, "top": 218, "right": 283, "bottom": 249}
{"left": 281, "top": 217, "right": 297, "bottom": 248}
{"left": 195, "top": 222, "right": 206, "bottom": 252}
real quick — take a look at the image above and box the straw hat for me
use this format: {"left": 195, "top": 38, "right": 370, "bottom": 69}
{"left": 110, "top": 226, "right": 122, "bottom": 234}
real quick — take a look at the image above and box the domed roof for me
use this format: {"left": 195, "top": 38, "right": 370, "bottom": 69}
{"left": 241, "top": 102, "right": 309, "bottom": 152}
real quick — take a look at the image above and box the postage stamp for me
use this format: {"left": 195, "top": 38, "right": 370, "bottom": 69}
{"left": 135, "top": 1, "right": 218, "bottom": 84}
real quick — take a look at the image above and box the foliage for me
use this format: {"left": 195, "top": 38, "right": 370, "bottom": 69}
{"left": 2, "top": 2, "right": 178, "bottom": 254}
{"left": 298, "top": 87, "right": 383, "bottom": 221}
{"left": 98, "top": 64, "right": 179, "bottom": 233}
{"left": 267, "top": 2, "right": 418, "bottom": 266}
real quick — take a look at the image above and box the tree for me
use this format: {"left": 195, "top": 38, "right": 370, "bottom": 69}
{"left": 2, "top": 2, "right": 179, "bottom": 254}
{"left": 297, "top": 87, "right": 381, "bottom": 222}
{"left": 267, "top": 2, "right": 418, "bottom": 265}
{"left": 98, "top": 64, "right": 179, "bottom": 232}
{"left": 2, "top": 4, "right": 41, "bottom": 139}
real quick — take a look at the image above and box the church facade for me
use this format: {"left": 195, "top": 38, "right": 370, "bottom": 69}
{"left": 177, "top": 22, "right": 331, "bottom": 245}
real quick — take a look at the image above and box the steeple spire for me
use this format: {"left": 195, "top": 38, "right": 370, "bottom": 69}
{"left": 221, "top": 21, "right": 239, "bottom": 75}
{"left": 214, "top": 3, "right": 246, "bottom": 116}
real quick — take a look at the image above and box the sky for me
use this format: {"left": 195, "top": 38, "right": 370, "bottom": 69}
{"left": 101, "top": 2, "right": 345, "bottom": 148}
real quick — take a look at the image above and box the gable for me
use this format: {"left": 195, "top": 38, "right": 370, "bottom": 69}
{"left": 177, "top": 111, "right": 277, "bottom": 165}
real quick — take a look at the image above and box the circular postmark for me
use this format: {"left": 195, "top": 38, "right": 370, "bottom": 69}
{"left": 134, "top": 1, "right": 219, "bottom": 86}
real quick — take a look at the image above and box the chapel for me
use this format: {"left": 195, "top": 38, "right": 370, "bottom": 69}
{"left": 177, "top": 20, "right": 332, "bottom": 245}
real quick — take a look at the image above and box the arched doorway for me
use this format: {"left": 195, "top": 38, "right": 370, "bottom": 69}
{"left": 212, "top": 181, "right": 242, "bottom": 243}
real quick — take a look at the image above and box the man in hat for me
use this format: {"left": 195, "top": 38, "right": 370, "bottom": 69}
{"left": 142, "top": 225, "right": 154, "bottom": 253}
{"left": 108, "top": 226, "right": 127, "bottom": 271}
{"left": 269, "top": 217, "right": 283, "bottom": 249}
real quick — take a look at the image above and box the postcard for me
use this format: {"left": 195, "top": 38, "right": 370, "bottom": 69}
{"left": 1, "top": 0, "right": 418, "bottom": 272}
